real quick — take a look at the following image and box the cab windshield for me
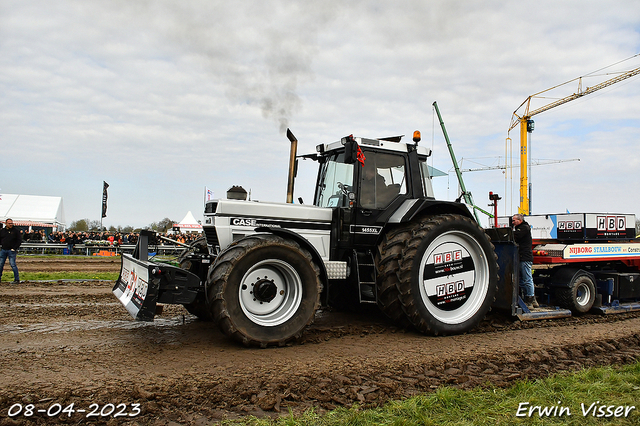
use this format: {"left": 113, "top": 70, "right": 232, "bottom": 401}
{"left": 314, "top": 152, "right": 354, "bottom": 208}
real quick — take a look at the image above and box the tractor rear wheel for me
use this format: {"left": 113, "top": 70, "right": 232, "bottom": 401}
{"left": 207, "top": 234, "right": 322, "bottom": 347}
{"left": 376, "top": 224, "right": 414, "bottom": 328}
{"left": 397, "top": 214, "right": 498, "bottom": 335}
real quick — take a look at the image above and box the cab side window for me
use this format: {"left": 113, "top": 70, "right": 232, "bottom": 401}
{"left": 359, "top": 152, "right": 406, "bottom": 209}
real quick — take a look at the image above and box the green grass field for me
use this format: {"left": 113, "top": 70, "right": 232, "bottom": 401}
{"left": 220, "top": 362, "right": 640, "bottom": 425}
{"left": 0, "top": 254, "right": 179, "bottom": 282}
{"left": 1, "top": 271, "right": 119, "bottom": 281}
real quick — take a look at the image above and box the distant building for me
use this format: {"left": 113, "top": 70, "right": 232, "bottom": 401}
{"left": 0, "top": 193, "right": 66, "bottom": 231}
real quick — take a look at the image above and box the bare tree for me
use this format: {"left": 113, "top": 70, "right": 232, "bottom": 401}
{"left": 148, "top": 218, "right": 175, "bottom": 233}
{"left": 68, "top": 219, "right": 89, "bottom": 231}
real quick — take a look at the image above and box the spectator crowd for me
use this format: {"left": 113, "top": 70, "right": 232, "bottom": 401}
{"left": 20, "top": 229, "right": 202, "bottom": 247}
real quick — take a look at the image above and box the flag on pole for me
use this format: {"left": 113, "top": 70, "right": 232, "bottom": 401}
{"left": 102, "top": 181, "right": 109, "bottom": 218}
{"left": 356, "top": 145, "right": 366, "bottom": 167}
{"left": 205, "top": 187, "right": 214, "bottom": 202}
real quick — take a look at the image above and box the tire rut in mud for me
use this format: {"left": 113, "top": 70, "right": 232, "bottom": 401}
{"left": 1, "top": 258, "right": 640, "bottom": 424}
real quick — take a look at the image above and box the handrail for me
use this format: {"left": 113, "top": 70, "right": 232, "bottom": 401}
{"left": 18, "top": 243, "right": 185, "bottom": 256}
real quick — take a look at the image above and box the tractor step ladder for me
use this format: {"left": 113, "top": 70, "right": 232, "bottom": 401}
{"left": 355, "top": 250, "right": 377, "bottom": 303}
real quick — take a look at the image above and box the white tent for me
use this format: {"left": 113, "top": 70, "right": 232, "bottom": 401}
{"left": 0, "top": 193, "right": 66, "bottom": 230}
{"left": 172, "top": 211, "right": 202, "bottom": 233}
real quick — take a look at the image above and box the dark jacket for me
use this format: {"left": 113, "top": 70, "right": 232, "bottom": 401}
{"left": 513, "top": 220, "right": 533, "bottom": 262}
{"left": 0, "top": 227, "right": 23, "bottom": 251}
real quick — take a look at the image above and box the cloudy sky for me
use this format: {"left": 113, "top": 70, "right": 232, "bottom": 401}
{"left": 1, "top": 0, "right": 639, "bottom": 229}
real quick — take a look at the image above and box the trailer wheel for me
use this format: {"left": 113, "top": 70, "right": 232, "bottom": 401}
{"left": 397, "top": 214, "right": 498, "bottom": 336}
{"left": 376, "top": 225, "right": 413, "bottom": 328}
{"left": 556, "top": 273, "right": 596, "bottom": 314}
{"left": 207, "top": 234, "right": 321, "bottom": 347}
{"left": 179, "top": 237, "right": 212, "bottom": 321}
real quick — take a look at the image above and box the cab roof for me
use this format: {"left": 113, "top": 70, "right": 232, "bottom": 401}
{"left": 318, "top": 136, "right": 431, "bottom": 157}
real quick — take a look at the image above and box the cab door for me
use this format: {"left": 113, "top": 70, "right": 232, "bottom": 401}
{"left": 353, "top": 150, "right": 408, "bottom": 247}
{"left": 313, "top": 151, "right": 356, "bottom": 253}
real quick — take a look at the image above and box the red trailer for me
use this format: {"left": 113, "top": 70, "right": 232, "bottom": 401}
{"left": 495, "top": 213, "right": 640, "bottom": 319}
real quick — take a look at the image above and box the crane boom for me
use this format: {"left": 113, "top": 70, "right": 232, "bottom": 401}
{"left": 509, "top": 54, "right": 640, "bottom": 215}
{"left": 510, "top": 66, "right": 640, "bottom": 131}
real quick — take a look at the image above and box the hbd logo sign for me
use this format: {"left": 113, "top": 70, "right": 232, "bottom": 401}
{"left": 434, "top": 250, "right": 463, "bottom": 265}
{"left": 436, "top": 280, "right": 465, "bottom": 297}
{"left": 597, "top": 216, "right": 626, "bottom": 232}
{"left": 558, "top": 221, "right": 582, "bottom": 231}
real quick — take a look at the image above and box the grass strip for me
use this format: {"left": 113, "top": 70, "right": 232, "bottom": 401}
{"left": 2, "top": 271, "right": 119, "bottom": 281}
{"left": 221, "top": 361, "right": 640, "bottom": 426}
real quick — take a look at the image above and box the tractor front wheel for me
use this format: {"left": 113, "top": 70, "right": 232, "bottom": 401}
{"left": 207, "top": 234, "right": 322, "bottom": 347}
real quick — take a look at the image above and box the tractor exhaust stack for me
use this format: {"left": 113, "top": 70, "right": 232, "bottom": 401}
{"left": 286, "top": 128, "right": 298, "bottom": 203}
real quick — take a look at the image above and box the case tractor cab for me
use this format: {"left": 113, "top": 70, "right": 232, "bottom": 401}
{"left": 114, "top": 131, "right": 499, "bottom": 347}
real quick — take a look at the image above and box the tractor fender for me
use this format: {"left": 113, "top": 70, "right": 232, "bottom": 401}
{"left": 254, "top": 226, "right": 329, "bottom": 289}
{"left": 385, "top": 198, "right": 475, "bottom": 225}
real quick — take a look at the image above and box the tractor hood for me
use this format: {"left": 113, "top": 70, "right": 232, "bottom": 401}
{"left": 205, "top": 198, "right": 332, "bottom": 224}
{"left": 203, "top": 199, "right": 334, "bottom": 260}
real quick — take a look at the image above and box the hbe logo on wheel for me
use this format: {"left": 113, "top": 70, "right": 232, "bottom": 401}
{"left": 433, "top": 250, "right": 463, "bottom": 265}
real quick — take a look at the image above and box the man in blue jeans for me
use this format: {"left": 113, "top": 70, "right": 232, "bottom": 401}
{"left": 512, "top": 214, "right": 538, "bottom": 308}
{"left": 0, "top": 218, "right": 22, "bottom": 283}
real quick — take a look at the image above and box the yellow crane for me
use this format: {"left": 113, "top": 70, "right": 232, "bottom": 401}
{"left": 509, "top": 54, "right": 640, "bottom": 215}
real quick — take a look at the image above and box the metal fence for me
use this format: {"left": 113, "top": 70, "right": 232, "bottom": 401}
{"left": 19, "top": 243, "right": 184, "bottom": 257}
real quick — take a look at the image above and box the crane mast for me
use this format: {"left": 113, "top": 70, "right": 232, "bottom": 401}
{"left": 509, "top": 55, "right": 640, "bottom": 215}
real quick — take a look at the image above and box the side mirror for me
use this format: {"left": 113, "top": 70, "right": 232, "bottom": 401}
{"left": 342, "top": 135, "right": 358, "bottom": 164}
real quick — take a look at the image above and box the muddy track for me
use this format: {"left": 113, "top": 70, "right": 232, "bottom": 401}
{"left": 1, "top": 257, "right": 639, "bottom": 425}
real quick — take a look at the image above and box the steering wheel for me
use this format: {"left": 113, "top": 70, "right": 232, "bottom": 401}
{"left": 337, "top": 182, "right": 350, "bottom": 195}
